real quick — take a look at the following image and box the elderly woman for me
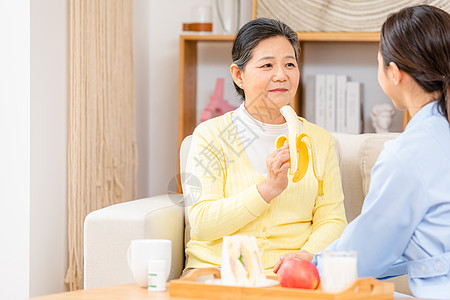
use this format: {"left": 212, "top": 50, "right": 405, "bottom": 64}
{"left": 184, "top": 18, "right": 347, "bottom": 275}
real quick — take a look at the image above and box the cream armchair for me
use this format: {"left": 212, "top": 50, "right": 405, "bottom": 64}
{"left": 84, "top": 132, "right": 410, "bottom": 295}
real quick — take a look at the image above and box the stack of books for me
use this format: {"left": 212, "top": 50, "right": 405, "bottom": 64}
{"left": 304, "top": 74, "right": 363, "bottom": 134}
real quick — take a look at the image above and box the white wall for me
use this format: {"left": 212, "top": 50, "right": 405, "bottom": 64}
{"left": 0, "top": 2, "right": 31, "bottom": 300}
{"left": 30, "top": 0, "right": 68, "bottom": 297}
{"left": 134, "top": 0, "right": 151, "bottom": 198}
{"left": 134, "top": 0, "right": 253, "bottom": 198}
{"left": 135, "top": 0, "right": 207, "bottom": 198}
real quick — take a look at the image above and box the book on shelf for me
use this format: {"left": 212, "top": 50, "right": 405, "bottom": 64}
{"left": 314, "top": 74, "right": 326, "bottom": 128}
{"left": 306, "top": 74, "right": 362, "bottom": 134}
{"left": 304, "top": 75, "right": 316, "bottom": 122}
{"left": 336, "top": 75, "right": 348, "bottom": 132}
{"left": 325, "top": 74, "right": 336, "bottom": 132}
{"left": 346, "top": 81, "right": 363, "bottom": 134}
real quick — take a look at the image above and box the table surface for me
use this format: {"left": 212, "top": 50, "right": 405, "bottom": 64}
{"left": 29, "top": 283, "right": 425, "bottom": 300}
{"left": 30, "top": 284, "right": 167, "bottom": 300}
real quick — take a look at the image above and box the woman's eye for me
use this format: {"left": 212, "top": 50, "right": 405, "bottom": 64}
{"left": 261, "top": 63, "right": 272, "bottom": 68}
{"left": 286, "top": 62, "right": 296, "bottom": 67}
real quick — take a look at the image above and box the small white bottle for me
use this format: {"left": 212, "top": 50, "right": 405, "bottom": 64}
{"left": 148, "top": 259, "right": 167, "bottom": 292}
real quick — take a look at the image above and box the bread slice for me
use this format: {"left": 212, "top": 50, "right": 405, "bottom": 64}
{"left": 221, "top": 235, "right": 266, "bottom": 286}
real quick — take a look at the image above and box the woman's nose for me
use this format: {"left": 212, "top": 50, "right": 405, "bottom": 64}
{"left": 273, "top": 67, "right": 287, "bottom": 81}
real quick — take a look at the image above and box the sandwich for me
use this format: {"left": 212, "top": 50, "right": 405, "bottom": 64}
{"left": 221, "top": 235, "right": 266, "bottom": 286}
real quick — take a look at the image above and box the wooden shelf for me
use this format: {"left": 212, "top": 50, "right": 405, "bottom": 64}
{"left": 298, "top": 32, "right": 380, "bottom": 42}
{"left": 180, "top": 32, "right": 380, "bottom": 42}
{"left": 178, "top": 32, "right": 408, "bottom": 151}
{"left": 180, "top": 34, "right": 235, "bottom": 42}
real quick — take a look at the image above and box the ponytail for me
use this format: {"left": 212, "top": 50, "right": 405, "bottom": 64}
{"left": 446, "top": 79, "right": 450, "bottom": 124}
{"left": 439, "top": 76, "right": 450, "bottom": 124}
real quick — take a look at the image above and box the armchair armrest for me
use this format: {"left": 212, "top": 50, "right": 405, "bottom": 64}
{"left": 84, "top": 194, "right": 185, "bottom": 289}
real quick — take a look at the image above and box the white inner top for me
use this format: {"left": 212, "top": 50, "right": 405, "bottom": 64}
{"left": 231, "top": 103, "right": 301, "bottom": 177}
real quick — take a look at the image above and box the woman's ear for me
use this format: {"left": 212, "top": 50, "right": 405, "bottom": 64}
{"left": 230, "top": 63, "right": 243, "bottom": 88}
{"left": 388, "top": 61, "right": 402, "bottom": 85}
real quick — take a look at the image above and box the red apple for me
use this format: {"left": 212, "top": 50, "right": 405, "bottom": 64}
{"left": 278, "top": 258, "right": 320, "bottom": 289}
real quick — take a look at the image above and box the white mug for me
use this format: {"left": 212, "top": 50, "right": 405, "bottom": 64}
{"left": 127, "top": 239, "right": 172, "bottom": 288}
{"left": 321, "top": 251, "right": 357, "bottom": 293}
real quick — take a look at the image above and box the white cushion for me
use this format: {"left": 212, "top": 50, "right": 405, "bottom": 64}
{"left": 84, "top": 194, "right": 184, "bottom": 289}
{"left": 331, "top": 133, "right": 368, "bottom": 222}
{"left": 331, "top": 132, "right": 399, "bottom": 222}
{"left": 359, "top": 133, "right": 399, "bottom": 197}
{"left": 180, "top": 136, "right": 192, "bottom": 250}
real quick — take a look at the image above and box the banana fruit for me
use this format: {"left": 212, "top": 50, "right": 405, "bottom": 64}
{"left": 276, "top": 105, "right": 324, "bottom": 195}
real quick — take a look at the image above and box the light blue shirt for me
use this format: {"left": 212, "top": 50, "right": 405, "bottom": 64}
{"left": 315, "top": 101, "right": 450, "bottom": 299}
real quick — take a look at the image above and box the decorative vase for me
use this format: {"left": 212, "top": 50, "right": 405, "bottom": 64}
{"left": 215, "top": 0, "right": 241, "bottom": 34}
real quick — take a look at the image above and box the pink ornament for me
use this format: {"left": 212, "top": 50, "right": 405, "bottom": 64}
{"left": 200, "top": 78, "right": 237, "bottom": 122}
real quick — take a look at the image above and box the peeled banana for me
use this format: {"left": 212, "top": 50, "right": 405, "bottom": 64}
{"left": 276, "top": 105, "right": 324, "bottom": 195}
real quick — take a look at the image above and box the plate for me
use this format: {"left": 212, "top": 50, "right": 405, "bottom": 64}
{"left": 204, "top": 278, "right": 279, "bottom": 287}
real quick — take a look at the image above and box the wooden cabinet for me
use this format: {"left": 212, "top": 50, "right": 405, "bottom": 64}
{"left": 179, "top": 35, "right": 231, "bottom": 148}
{"left": 178, "top": 33, "right": 409, "bottom": 148}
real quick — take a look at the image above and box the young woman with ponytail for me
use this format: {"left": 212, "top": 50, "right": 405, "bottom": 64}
{"left": 275, "top": 5, "right": 450, "bottom": 299}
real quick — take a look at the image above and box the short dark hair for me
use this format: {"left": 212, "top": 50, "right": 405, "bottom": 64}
{"left": 380, "top": 5, "right": 450, "bottom": 123}
{"left": 231, "top": 18, "right": 299, "bottom": 99}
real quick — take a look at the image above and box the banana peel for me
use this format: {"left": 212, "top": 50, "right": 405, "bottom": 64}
{"left": 276, "top": 105, "right": 324, "bottom": 195}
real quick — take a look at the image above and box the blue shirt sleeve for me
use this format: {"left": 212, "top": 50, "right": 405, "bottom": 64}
{"left": 378, "top": 257, "right": 408, "bottom": 279}
{"left": 318, "top": 144, "right": 428, "bottom": 278}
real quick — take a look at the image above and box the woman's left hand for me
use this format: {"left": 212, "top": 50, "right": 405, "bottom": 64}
{"left": 273, "top": 250, "right": 315, "bottom": 274}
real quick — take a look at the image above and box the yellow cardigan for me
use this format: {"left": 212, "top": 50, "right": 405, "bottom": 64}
{"left": 185, "top": 112, "right": 347, "bottom": 273}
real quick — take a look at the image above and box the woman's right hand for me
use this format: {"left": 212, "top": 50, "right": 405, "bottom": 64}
{"left": 273, "top": 250, "right": 315, "bottom": 274}
{"left": 257, "top": 143, "right": 291, "bottom": 203}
